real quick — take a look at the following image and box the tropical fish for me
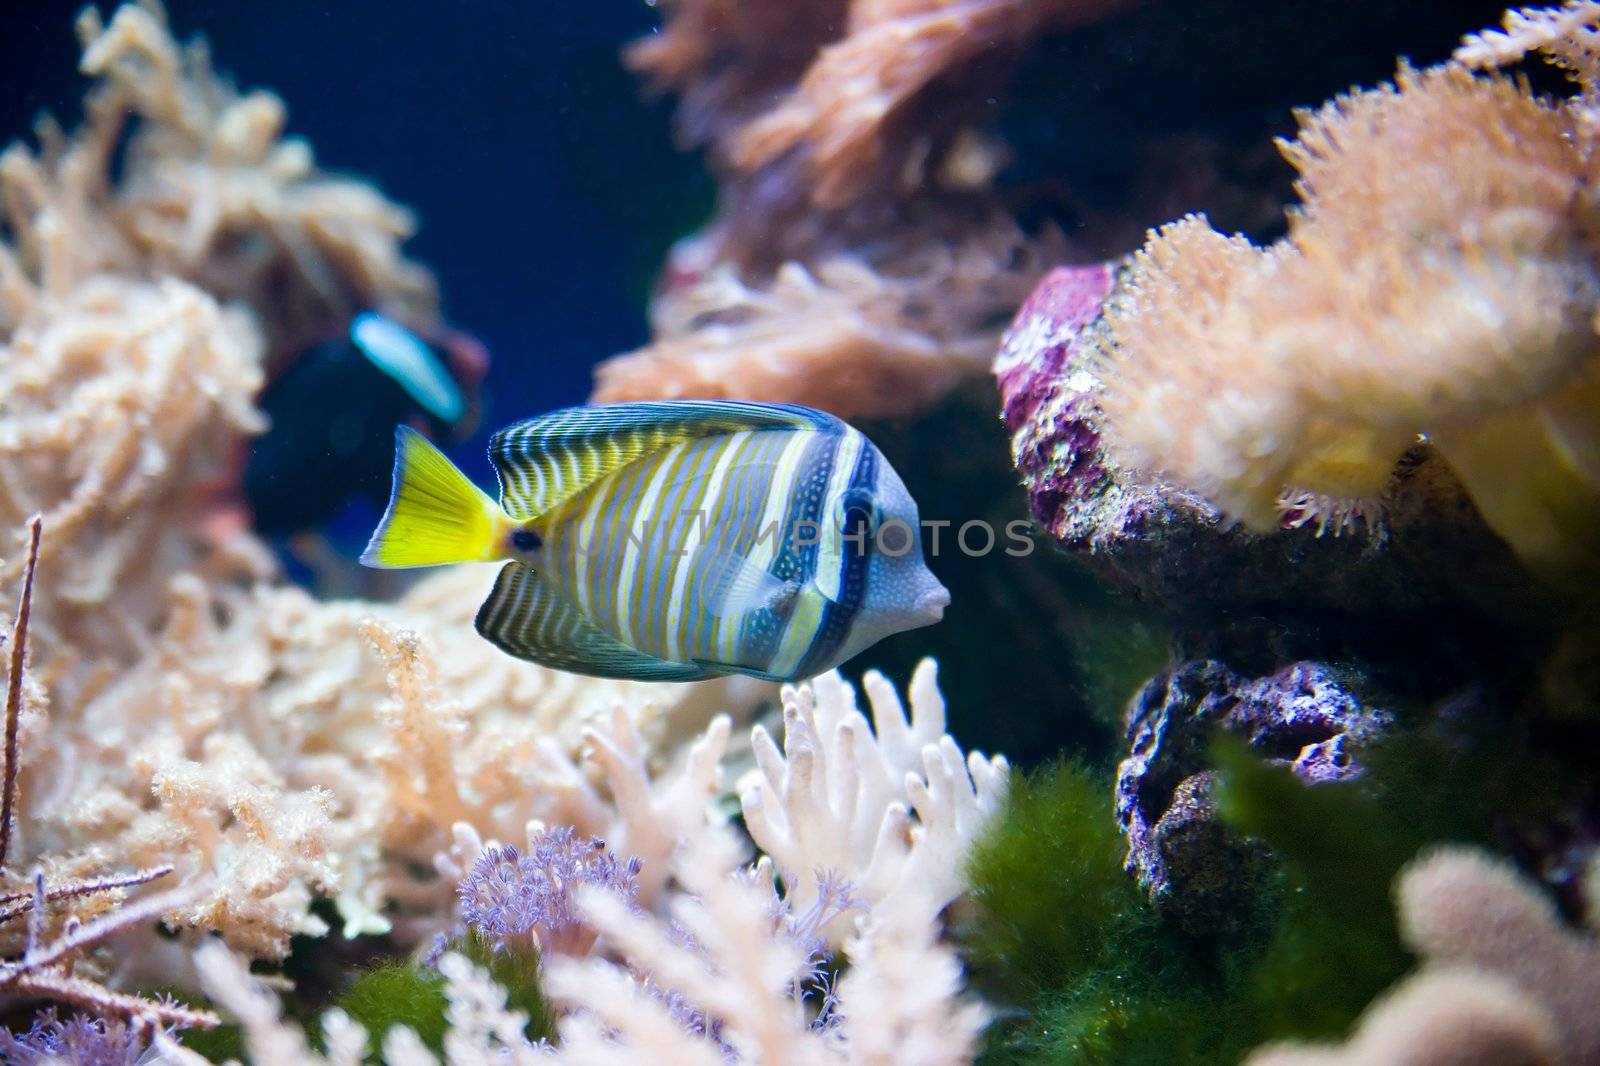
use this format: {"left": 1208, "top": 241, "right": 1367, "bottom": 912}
{"left": 360, "top": 400, "right": 950, "bottom": 682}
{"left": 246, "top": 311, "right": 487, "bottom": 536}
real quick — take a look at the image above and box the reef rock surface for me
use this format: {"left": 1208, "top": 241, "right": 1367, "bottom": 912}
{"left": 1115, "top": 659, "right": 1394, "bottom": 933}
{"left": 993, "top": 265, "right": 1551, "bottom": 629}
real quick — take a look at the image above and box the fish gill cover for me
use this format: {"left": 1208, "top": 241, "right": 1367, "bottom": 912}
{"left": 0, "top": 1, "right": 1597, "bottom": 1065}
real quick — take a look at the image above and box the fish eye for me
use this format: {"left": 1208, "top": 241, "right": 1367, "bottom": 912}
{"left": 840, "top": 489, "right": 878, "bottom": 541}
{"left": 512, "top": 528, "right": 542, "bottom": 552}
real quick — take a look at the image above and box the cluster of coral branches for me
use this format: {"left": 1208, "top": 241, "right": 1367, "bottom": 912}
{"left": 592, "top": 0, "right": 1138, "bottom": 419}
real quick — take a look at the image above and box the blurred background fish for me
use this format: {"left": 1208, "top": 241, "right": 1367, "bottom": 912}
{"left": 360, "top": 400, "right": 950, "bottom": 682}
{"left": 244, "top": 312, "right": 489, "bottom": 537}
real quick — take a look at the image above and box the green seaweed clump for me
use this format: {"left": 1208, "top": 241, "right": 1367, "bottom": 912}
{"left": 336, "top": 933, "right": 556, "bottom": 1058}
{"left": 962, "top": 761, "right": 1251, "bottom": 1065}
{"left": 338, "top": 963, "right": 450, "bottom": 1056}
{"left": 961, "top": 734, "right": 1514, "bottom": 1066}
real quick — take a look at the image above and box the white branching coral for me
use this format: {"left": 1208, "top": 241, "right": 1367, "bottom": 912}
{"left": 739, "top": 662, "right": 1008, "bottom": 947}
{"left": 174, "top": 662, "right": 998, "bottom": 1065}
{"left": 183, "top": 826, "right": 987, "bottom": 1065}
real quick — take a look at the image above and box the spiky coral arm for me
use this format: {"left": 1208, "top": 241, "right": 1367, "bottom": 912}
{"left": 738, "top": 662, "right": 1008, "bottom": 947}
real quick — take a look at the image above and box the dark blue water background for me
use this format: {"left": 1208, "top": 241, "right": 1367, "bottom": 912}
{"left": 1, "top": 1, "right": 708, "bottom": 495}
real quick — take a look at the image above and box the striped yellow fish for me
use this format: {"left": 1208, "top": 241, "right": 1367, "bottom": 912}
{"left": 360, "top": 401, "right": 949, "bottom": 682}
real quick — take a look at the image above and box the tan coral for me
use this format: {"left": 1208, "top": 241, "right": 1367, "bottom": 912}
{"left": 1098, "top": 62, "right": 1600, "bottom": 580}
{"left": 0, "top": 518, "right": 219, "bottom": 1030}
{"left": 1245, "top": 968, "right": 1562, "bottom": 1066}
{"left": 731, "top": 0, "right": 1131, "bottom": 209}
{"left": 69, "top": 2, "right": 439, "bottom": 362}
{"left": 594, "top": 220, "right": 1066, "bottom": 420}
{"left": 1458, "top": 1, "right": 1600, "bottom": 136}
{"left": 0, "top": 277, "right": 264, "bottom": 672}
{"left": 1397, "top": 847, "right": 1600, "bottom": 1064}
{"left": 27, "top": 563, "right": 765, "bottom": 968}
{"left": 1246, "top": 847, "right": 1600, "bottom": 1065}
{"left": 617, "top": 0, "right": 1089, "bottom": 420}
{"left": 624, "top": 0, "right": 847, "bottom": 154}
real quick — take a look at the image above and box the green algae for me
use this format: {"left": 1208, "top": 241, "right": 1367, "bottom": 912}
{"left": 338, "top": 963, "right": 451, "bottom": 1055}
{"left": 962, "top": 761, "right": 1252, "bottom": 1065}
{"left": 961, "top": 736, "right": 1486, "bottom": 1066}
{"left": 335, "top": 933, "right": 554, "bottom": 1058}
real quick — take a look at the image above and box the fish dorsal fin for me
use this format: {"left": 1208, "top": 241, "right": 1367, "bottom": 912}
{"left": 475, "top": 561, "right": 717, "bottom": 681}
{"left": 490, "top": 401, "right": 834, "bottom": 520}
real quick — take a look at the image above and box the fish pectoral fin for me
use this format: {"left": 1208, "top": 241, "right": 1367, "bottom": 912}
{"left": 490, "top": 400, "right": 839, "bottom": 520}
{"left": 475, "top": 562, "right": 715, "bottom": 682}
{"left": 695, "top": 544, "right": 801, "bottom": 620}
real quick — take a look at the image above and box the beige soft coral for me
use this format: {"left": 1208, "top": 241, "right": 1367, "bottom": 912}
{"left": 1097, "top": 58, "right": 1600, "bottom": 581}
{"left": 1247, "top": 847, "right": 1600, "bottom": 1066}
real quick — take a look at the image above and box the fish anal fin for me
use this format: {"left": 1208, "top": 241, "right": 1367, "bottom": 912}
{"left": 475, "top": 562, "right": 715, "bottom": 682}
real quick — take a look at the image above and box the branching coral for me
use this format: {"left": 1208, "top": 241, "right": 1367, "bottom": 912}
{"left": 0, "top": 1, "right": 464, "bottom": 965}
{"left": 29, "top": 562, "right": 760, "bottom": 969}
{"left": 66, "top": 2, "right": 437, "bottom": 362}
{"left": 739, "top": 662, "right": 1008, "bottom": 946}
{"left": 0, "top": 273, "right": 265, "bottom": 667}
{"left": 543, "top": 827, "right": 987, "bottom": 1065}
{"left": 184, "top": 829, "right": 984, "bottom": 1066}
{"left": 729, "top": 0, "right": 1132, "bottom": 210}
{"left": 1458, "top": 1, "right": 1600, "bottom": 133}
{"left": 434, "top": 694, "right": 735, "bottom": 914}
{"left": 1096, "top": 50, "right": 1600, "bottom": 582}
{"left": 170, "top": 672, "right": 999, "bottom": 1065}
{"left": 0, "top": 518, "right": 218, "bottom": 1033}
{"left": 593, "top": 224, "right": 1065, "bottom": 419}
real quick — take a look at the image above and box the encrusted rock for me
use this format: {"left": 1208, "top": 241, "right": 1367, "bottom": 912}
{"left": 1114, "top": 659, "right": 1394, "bottom": 935}
{"left": 993, "top": 265, "right": 1550, "bottom": 627}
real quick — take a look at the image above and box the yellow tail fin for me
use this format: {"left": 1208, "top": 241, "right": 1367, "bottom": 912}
{"left": 361, "top": 426, "right": 507, "bottom": 568}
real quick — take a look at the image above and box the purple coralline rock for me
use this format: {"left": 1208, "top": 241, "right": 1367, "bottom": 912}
{"left": 1114, "top": 659, "right": 1394, "bottom": 934}
{"left": 993, "top": 266, "right": 1550, "bottom": 626}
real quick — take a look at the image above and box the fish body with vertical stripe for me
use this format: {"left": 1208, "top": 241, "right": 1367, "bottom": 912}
{"left": 359, "top": 401, "right": 949, "bottom": 682}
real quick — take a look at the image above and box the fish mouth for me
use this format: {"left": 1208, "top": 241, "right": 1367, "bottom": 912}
{"left": 916, "top": 584, "right": 951, "bottom": 620}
